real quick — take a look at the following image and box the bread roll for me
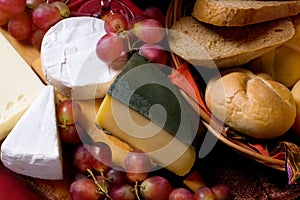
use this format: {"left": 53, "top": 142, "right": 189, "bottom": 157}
{"left": 247, "top": 45, "right": 300, "bottom": 88}
{"left": 205, "top": 68, "right": 296, "bottom": 139}
{"left": 247, "top": 16, "right": 300, "bottom": 88}
{"left": 291, "top": 80, "right": 300, "bottom": 135}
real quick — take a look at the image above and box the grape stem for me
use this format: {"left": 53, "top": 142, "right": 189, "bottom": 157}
{"left": 87, "top": 169, "right": 112, "bottom": 199}
{"left": 58, "top": 124, "right": 67, "bottom": 130}
{"left": 134, "top": 181, "right": 141, "bottom": 200}
{"left": 121, "top": 30, "right": 140, "bottom": 52}
{"left": 99, "top": 169, "right": 105, "bottom": 177}
{"left": 130, "top": 38, "right": 141, "bottom": 50}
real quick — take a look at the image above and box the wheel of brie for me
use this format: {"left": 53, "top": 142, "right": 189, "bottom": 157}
{"left": 41, "top": 16, "right": 119, "bottom": 100}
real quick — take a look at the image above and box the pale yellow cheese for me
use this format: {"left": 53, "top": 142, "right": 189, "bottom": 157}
{"left": 95, "top": 95, "right": 196, "bottom": 176}
{"left": 0, "top": 33, "right": 45, "bottom": 140}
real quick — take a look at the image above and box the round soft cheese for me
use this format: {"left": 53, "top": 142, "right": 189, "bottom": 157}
{"left": 41, "top": 16, "right": 118, "bottom": 99}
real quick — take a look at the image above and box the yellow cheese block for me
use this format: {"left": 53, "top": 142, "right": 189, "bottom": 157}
{"left": 95, "top": 95, "right": 196, "bottom": 176}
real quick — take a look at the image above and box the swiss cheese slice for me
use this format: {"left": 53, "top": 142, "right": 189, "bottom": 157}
{"left": 41, "top": 16, "right": 118, "bottom": 100}
{"left": 1, "top": 85, "right": 63, "bottom": 180}
{"left": 0, "top": 32, "right": 45, "bottom": 140}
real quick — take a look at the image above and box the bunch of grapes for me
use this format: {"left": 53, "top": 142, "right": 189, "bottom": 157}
{"left": 0, "top": 0, "right": 70, "bottom": 48}
{"left": 69, "top": 142, "right": 233, "bottom": 200}
{"left": 96, "top": 6, "right": 169, "bottom": 68}
{"left": 54, "top": 99, "right": 232, "bottom": 199}
{"left": 70, "top": 145, "right": 173, "bottom": 200}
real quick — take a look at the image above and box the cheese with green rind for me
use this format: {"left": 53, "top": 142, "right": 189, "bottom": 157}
{"left": 95, "top": 95, "right": 196, "bottom": 176}
{"left": 107, "top": 53, "right": 199, "bottom": 145}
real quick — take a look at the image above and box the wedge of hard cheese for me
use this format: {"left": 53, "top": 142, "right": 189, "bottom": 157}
{"left": 95, "top": 53, "right": 200, "bottom": 176}
{"left": 1, "top": 85, "right": 63, "bottom": 180}
{"left": 0, "top": 32, "right": 45, "bottom": 140}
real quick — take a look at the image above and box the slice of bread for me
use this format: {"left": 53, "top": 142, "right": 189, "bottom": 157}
{"left": 168, "top": 16, "right": 295, "bottom": 68}
{"left": 192, "top": 0, "right": 300, "bottom": 26}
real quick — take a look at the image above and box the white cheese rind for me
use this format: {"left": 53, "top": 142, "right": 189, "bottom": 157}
{"left": 0, "top": 33, "right": 45, "bottom": 140}
{"left": 41, "top": 16, "right": 118, "bottom": 99}
{"left": 1, "top": 85, "right": 63, "bottom": 180}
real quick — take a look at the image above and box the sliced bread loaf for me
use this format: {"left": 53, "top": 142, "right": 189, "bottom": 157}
{"left": 192, "top": 0, "right": 300, "bottom": 26}
{"left": 168, "top": 16, "right": 295, "bottom": 68}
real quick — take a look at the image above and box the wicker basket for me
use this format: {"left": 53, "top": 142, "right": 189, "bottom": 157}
{"left": 165, "top": 0, "right": 286, "bottom": 171}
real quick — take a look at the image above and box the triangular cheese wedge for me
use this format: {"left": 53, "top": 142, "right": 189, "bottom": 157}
{"left": 1, "top": 85, "right": 63, "bottom": 180}
{"left": 95, "top": 54, "right": 199, "bottom": 176}
{"left": 0, "top": 32, "right": 44, "bottom": 140}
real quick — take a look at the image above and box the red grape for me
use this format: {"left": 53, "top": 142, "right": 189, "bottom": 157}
{"left": 169, "top": 188, "right": 195, "bottom": 200}
{"left": 59, "top": 123, "right": 83, "bottom": 145}
{"left": 86, "top": 142, "right": 112, "bottom": 173}
{"left": 96, "top": 32, "right": 124, "bottom": 65}
{"left": 194, "top": 187, "right": 216, "bottom": 200}
{"left": 109, "top": 183, "right": 136, "bottom": 200}
{"left": 132, "top": 18, "right": 165, "bottom": 44}
{"left": 73, "top": 144, "right": 94, "bottom": 173}
{"left": 143, "top": 7, "right": 165, "bottom": 25}
{"left": 138, "top": 43, "right": 168, "bottom": 65}
{"left": 0, "top": 9, "right": 11, "bottom": 25}
{"left": 106, "top": 165, "right": 126, "bottom": 186}
{"left": 70, "top": 178, "right": 100, "bottom": 200}
{"left": 124, "top": 149, "right": 152, "bottom": 183}
{"left": 32, "top": 3, "right": 61, "bottom": 30}
{"left": 108, "top": 52, "right": 129, "bottom": 71}
{"left": 0, "top": 0, "right": 26, "bottom": 16}
{"left": 30, "top": 28, "right": 46, "bottom": 49}
{"left": 26, "top": 0, "right": 45, "bottom": 10}
{"left": 57, "top": 99, "right": 80, "bottom": 126}
{"left": 140, "top": 176, "right": 172, "bottom": 200}
{"left": 104, "top": 12, "right": 128, "bottom": 33}
{"left": 8, "top": 12, "right": 32, "bottom": 41}
{"left": 128, "top": 13, "right": 148, "bottom": 29}
{"left": 211, "top": 183, "right": 233, "bottom": 200}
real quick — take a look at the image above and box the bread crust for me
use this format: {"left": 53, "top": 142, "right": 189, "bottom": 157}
{"left": 192, "top": 0, "right": 300, "bottom": 26}
{"left": 168, "top": 16, "right": 295, "bottom": 68}
{"left": 205, "top": 68, "right": 296, "bottom": 139}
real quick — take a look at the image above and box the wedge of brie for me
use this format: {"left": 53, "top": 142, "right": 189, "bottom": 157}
{"left": 41, "top": 16, "right": 118, "bottom": 100}
{"left": 1, "top": 85, "right": 63, "bottom": 180}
